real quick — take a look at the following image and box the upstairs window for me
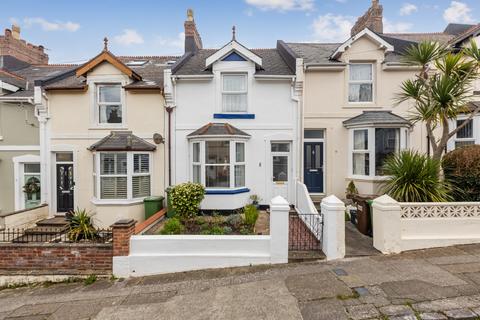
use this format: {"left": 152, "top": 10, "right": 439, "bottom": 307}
{"left": 222, "top": 74, "right": 247, "bottom": 112}
{"left": 97, "top": 84, "right": 122, "bottom": 124}
{"left": 349, "top": 64, "right": 373, "bottom": 103}
{"left": 455, "top": 119, "right": 475, "bottom": 149}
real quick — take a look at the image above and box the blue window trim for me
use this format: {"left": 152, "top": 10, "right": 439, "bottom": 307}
{"left": 205, "top": 188, "right": 250, "bottom": 195}
{"left": 214, "top": 113, "right": 255, "bottom": 119}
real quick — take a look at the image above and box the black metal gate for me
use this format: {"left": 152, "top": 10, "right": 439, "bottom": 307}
{"left": 289, "top": 212, "right": 323, "bottom": 251}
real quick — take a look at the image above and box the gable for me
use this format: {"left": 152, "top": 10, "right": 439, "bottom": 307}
{"left": 76, "top": 51, "right": 142, "bottom": 81}
{"left": 206, "top": 40, "right": 262, "bottom": 68}
{"left": 222, "top": 52, "right": 247, "bottom": 62}
{"left": 331, "top": 28, "right": 394, "bottom": 60}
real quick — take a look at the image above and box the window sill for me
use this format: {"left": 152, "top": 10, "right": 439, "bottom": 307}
{"left": 342, "top": 105, "right": 381, "bottom": 109}
{"left": 213, "top": 113, "right": 255, "bottom": 119}
{"left": 90, "top": 198, "right": 145, "bottom": 206}
{"left": 89, "top": 126, "right": 128, "bottom": 131}
{"left": 347, "top": 176, "right": 389, "bottom": 182}
{"left": 205, "top": 188, "right": 250, "bottom": 195}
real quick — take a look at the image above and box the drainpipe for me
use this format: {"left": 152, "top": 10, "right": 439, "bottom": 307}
{"left": 34, "top": 84, "right": 50, "bottom": 214}
{"left": 166, "top": 106, "right": 173, "bottom": 186}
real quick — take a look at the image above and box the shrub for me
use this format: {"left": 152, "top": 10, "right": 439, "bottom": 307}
{"left": 443, "top": 145, "right": 480, "bottom": 201}
{"left": 201, "top": 225, "right": 225, "bottom": 235}
{"left": 66, "top": 208, "right": 98, "bottom": 241}
{"left": 243, "top": 204, "right": 259, "bottom": 227}
{"left": 226, "top": 214, "right": 243, "bottom": 228}
{"left": 346, "top": 181, "right": 358, "bottom": 197}
{"left": 160, "top": 218, "right": 184, "bottom": 235}
{"left": 380, "top": 150, "right": 452, "bottom": 202}
{"left": 170, "top": 182, "right": 205, "bottom": 220}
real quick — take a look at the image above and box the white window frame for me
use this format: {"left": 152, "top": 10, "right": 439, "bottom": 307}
{"left": 221, "top": 73, "right": 248, "bottom": 113}
{"left": 94, "top": 83, "right": 125, "bottom": 128}
{"left": 349, "top": 127, "right": 408, "bottom": 179}
{"left": 190, "top": 139, "right": 247, "bottom": 190}
{"left": 352, "top": 129, "right": 370, "bottom": 177}
{"left": 454, "top": 117, "right": 476, "bottom": 149}
{"left": 93, "top": 151, "right": 152, "bottom": 204}
{"left": 13, "top": 154, "right": 41, "bottom": 211}
{"left": 348, "top": 63, "right": 374, "bottom": 104}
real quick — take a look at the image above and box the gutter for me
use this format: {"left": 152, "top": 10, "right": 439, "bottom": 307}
{"left": 304, "top": 63, "right": 346, "bottom": 71}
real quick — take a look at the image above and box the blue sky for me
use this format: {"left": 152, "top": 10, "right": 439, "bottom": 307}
{"left": 1, "top": 0, "right": 479, "bottom": 63}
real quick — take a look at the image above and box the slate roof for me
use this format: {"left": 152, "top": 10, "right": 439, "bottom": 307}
{"left": 449, "top": 24, "right": 480, "bottom": 46}
{"left": 444, "top": 23, "right": 476, "bottom": 36}
{"left": 343, "top": 111, "right": 411, "bottom": 128}
{"left": 0, "top": 69, "right": 26, "bottom": 89}
{"left": 187, "top": 123, "right": 250, "bottom": 138}
{"left": 383, "top": 33, "right": 454, "bottom": 44}
{"left": 88, "top": 131, "right": 157, "bottom": 151}
{"left": 172, "top": 48, "right": 294, "bottom": 76}
{"left": 284, "top": 43, "right": 342, "bottom": 65}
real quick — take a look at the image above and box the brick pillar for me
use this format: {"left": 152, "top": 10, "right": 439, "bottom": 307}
{"left": 111, "top": 219, "right": 136, "bottom": 256}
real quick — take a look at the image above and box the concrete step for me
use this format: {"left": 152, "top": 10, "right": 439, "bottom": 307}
{"left": 36, "top": 216, "right": 68, "bottom": 227}
{"left": 289, "top": 251, "right": 326, "bottom": 263}
{"left": 24, "top": 226, "right": 68, "bottom": 235}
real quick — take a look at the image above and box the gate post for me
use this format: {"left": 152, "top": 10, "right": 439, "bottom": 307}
{"left": 321, "top": 195, "right": 345, "bottom": 260}
{"left": 270, "top": 195, "right": 290, "bottom": 264}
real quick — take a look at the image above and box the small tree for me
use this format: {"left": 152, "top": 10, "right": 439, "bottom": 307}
{"left": 397, "top": 40, "right": 480, "bottom": 161}
{"left": 170, "top": 182, "right": 205, "bottom": 220}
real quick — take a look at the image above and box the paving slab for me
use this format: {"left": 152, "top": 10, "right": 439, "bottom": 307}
{"left": 419, "top": 313, "right": 448, "bottom": 320}
{"left": 379, "top": 304, "right": 414, "bottom": 316}
{"left": 48, "top": 297, "right": 123, "bottom": 320}
{"left": 121, "top": 290, "right": 177, "bottom": 305}
{"left": 380, "top": 280, "right": 459, "bottom": 302}
{"left": 413, "top": 295, "right": 480, "bottom": 312}
{"left": 300, "top": 299, "right": 348, "bottom": 320}
{"left": 389, "top": 316, "right": 417, "bottom": 320}
{"left": 444, "top": 308, "right": 478, "bottom": 319}
{"left": 285, "top": 271, "right": 352, "bottom": 301}
{"left": 346, "top": 304, "right": 379, "bottom": 320}
{"left": 7, "top": 302, "right": 61, "bottom": 318}
{"left": 441, "top": 263, "right": 480, "bottom": 274}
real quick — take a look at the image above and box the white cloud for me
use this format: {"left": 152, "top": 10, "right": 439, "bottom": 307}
{"left": 400, "top": 3, "right": 418, "bottom": 16}
{"left": 384, "top": 19, "right": 413, "bottom": 33}
{"left": 156, "top": 32, "right": 184, "bottom": 49}
{"left": 114, "top": 29, "right": 144, "bottom": 46}
{"left": 245, "top": 0, "right": 314, "bottom": 12}
{"left": 443, "top": 1, "right": 474, "bottom": 23}
{"left": 23, "top": 17, "right": 80, "bottom": 32}
{"left": 312, "top": 14, "right": 353, "bottom": 42}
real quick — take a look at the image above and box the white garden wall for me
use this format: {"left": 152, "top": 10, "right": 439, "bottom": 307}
{"left": 373, "top": 195, "right": 480, "bottom": 254}
{"left": 113, "top": 196, "right": 290, "bottom": 277}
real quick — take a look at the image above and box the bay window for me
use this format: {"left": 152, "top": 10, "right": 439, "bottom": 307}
{"left": 222, "top": 74, "right": 247, "bottom": 112}
{"left": 454, "top": 119, "right": 475, "bottom": 149}
{"left": 191, "top": 140, "right": 246, "bottom": 189}
{"left": 94, "top": 152, "right": 151, "bottom": 201}
{"left": 349, "top": 64, "right": 373, "bottom": 103}
{"left": 350, "top": 127, "right": 405, "bottom": 178}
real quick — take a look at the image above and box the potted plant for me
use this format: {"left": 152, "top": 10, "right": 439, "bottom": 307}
{"left": 345, "top": 181, "right": 358, "bottom": 199}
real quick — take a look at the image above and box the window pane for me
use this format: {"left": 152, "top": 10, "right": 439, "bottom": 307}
{"left": 134, "top": 154, "right": 149, "bottom": 173}
{"left": 353, "top": 130, "right": 368, "bottom": 150}
{"left": 56, "top": 152, "right": 73, "bottom": 162}
{"left": 206, "top": 165, "right": 230, "bottom": 188}
{"left": 350, "top": 64, "right": 372, "bottom": 81}
{"left": 24, "top": 163, "right": 40, "bottom": 173}
{"left": 353, "top": 153, "right": 370, "bottom": 176}
{"left": 223, "top": 75, "right": 246, "bottom": 92}
{"left": 99, "top": 85, "right": 121, "bottom": 103}
{"left": 457, "top": 119, "right": 473, "bottom": 139}
{"left": 99, "top": 105, "right": 122, "bottom": 123}
{"left": 206, "top": 141, "right": 230, "bottom": 164}
{"left": 375, "top": 128, "right": 400, "bottom": 176}
{"left": 349, "top": 83, "right": 373, "bottom": 102}
{"left": 271, "top": 143, "right": 290, "bottom": 152}
{"left": 193, "top": 143, "right": 200, "bottom": 163}
{"left": 193, "top": 164, "right": 201, "bottom": 183}
{"left": 304, "top": 130, "right": 324, "bottom": 139}
{"left": 101, "top": 177, "right": 127, "bottom": 199}
{"left": 236, "top": 143, "right": 245, "bottom": 162}
{"left": 273, "top": 156, "right": 288, "bottom": 182}
{"left": 222, "top": 94, "right": 247, "bottom": 112}
{"left": 235, "top": 165, "right": 245, "bottom": 187}
{"left": 455, "top": 140, "right": 475, "bottom": 149}
{"left": 100, "top": 153, "right": 127, "bottom": 175}
{"left": 133, "top": 176, "right": 151, "bottom": 198}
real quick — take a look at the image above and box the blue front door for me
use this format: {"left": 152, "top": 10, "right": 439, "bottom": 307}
{"left": 304, "top": 142, "right": 324, "bottom": 193}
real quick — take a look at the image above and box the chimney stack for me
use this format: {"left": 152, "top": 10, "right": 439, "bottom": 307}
{"left": 184, "top": 8, "right": 203, "bottom": 53}
{"left": 351, "top": 0, "right": 383, "bottom": 36}
{"left": 0, "top": 24, "right": 48, "bottom": 64}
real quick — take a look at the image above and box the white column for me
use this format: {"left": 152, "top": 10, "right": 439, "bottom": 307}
{"left": 321, "top": 195, "right": 345, "bottom": 260}
{"left": 372, "top": 195, "right": 402, "bottom": 254}
{"left": 269, "top": 195, "right": 290, "bottom": 264}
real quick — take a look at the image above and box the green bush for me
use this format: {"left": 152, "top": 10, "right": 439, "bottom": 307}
{"left": 243, "top": 204, "right": 259, "bottom": 227}
{"left": 160, "top": 218, "right": 185, "bottom": 235}
{"left": 66, "top": 208, "right": 98, "bottom": 242}
{"left": 226, "top": 214, "right": 243, "bottom": 228}
{"left": 443, "top": 145, "right": 480, "bottom": 201}
{"left": 380, "top": 150, "right": 452, "bottom": 202}
{"left": 201, "top": 225, "right": 225, "bottom": 235}
{"left": 170, "top": 182, "right": 205, "bottom": 220}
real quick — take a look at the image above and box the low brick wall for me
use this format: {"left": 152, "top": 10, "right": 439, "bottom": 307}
{"left": 0, "top": 243, "right": 113, "bottom": 275}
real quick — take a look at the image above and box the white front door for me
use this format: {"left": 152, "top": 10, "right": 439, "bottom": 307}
{"left": 271, "top": 142, "right": 291, "bottom": 201}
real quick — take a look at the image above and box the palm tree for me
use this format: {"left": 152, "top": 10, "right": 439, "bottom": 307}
{"left": 396, "top": 40, "right": 480, "bottom": 161}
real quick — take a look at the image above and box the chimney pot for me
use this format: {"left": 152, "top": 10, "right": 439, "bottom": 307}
{"left": 12, "top": 24, "right": 20, "bottom": 40}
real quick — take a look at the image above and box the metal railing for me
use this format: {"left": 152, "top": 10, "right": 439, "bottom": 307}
{"left": 289, "top": 212, "right": 323, "bottom": 251}
{"left": 0, "top": 227, "right": 113, "bottom": 244}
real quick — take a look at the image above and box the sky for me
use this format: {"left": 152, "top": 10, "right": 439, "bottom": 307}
{"left": 1, "top": 0, "right": 479, "bottom": 63}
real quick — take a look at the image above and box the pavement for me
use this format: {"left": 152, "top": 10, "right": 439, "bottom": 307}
{"left": 3, "top": 245, "right": 480, "bottom": 319}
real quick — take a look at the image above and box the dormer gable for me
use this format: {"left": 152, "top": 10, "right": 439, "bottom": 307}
{"left": 76, "top": 38, "right": 142, "bottom": 81}
{"left": 206, "top": 38, "right": 262, "bottom": 68}
{"left": 331, "top": 28, "right": 394, "bottom": 60}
